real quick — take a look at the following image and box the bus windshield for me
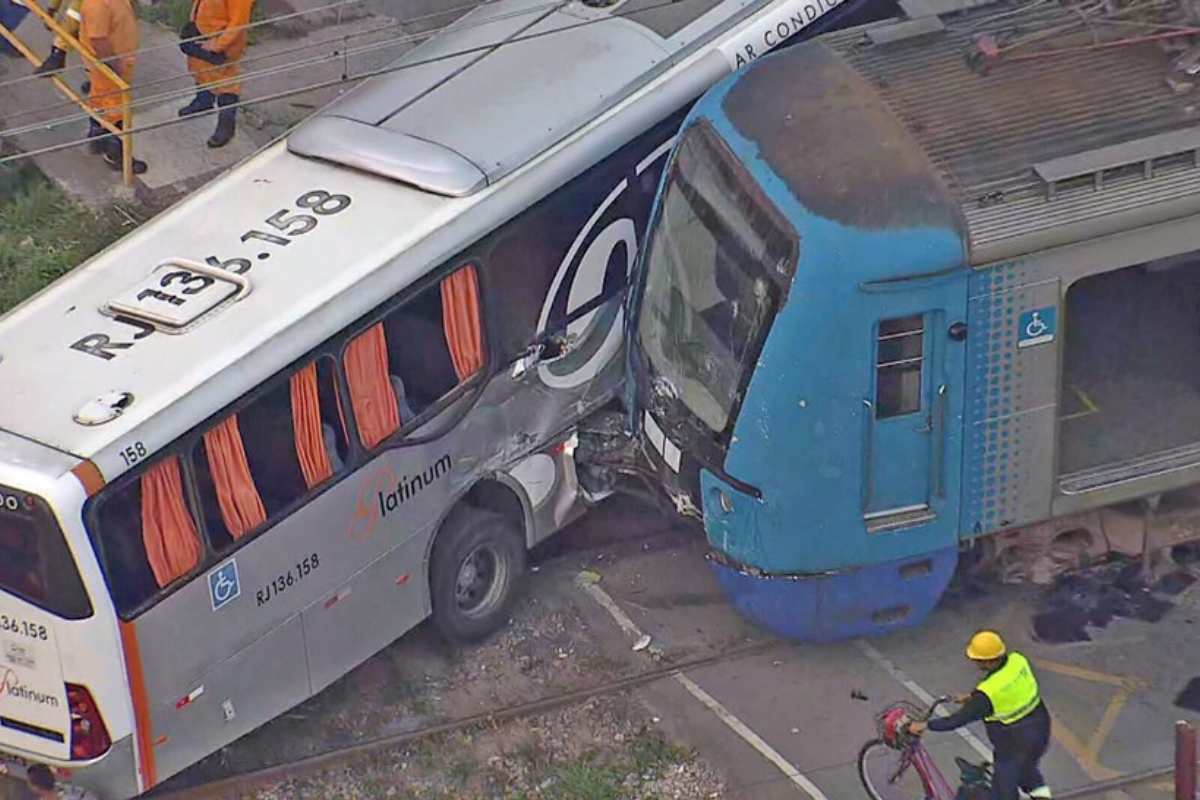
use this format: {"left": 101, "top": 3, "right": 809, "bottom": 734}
{"left": 636, "top": 121, "right": 795, "bottom": 440}
{"left": 0, "top": 488, "right": 90, "bottom": 619}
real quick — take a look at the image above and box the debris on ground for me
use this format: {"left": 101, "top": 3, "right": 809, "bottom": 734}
{"left": 1031, "top": 560, "right": 1176, "bottom": 644}
{"left": 239, "top": 694, "right": 724, "bottom": 800}
{"left": 159, "top": 556, "right": 707, "bottom": 797}
{"left": 1175, "top": 677, "right": 1200, "bottom": 713}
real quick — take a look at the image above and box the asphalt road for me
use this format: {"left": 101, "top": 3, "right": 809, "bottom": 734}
{"left": 566, "top": 496, "right": 1198, "bottom": 800}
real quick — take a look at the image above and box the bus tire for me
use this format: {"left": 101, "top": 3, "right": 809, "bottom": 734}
{"left": 430, "top": 508, "right": 526, "bottom": 645}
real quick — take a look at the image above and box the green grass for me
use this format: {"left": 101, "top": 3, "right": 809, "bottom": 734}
{"left": 627, "top": 729, "right": 692, "bottom": 775}
{"left": 140, "top": 0, "right": 273, "bottom": 44}
{"left": 552, "top": 755, "right": 623, "bottom": 800}
{"left": 0, "top": 162, "right": 126, "bottom": 315}
{"left": 503, "top": 729, "right": 692, "bottom": 800}
{"left": 138, "top": 0, "right": 192, "bottom": 33}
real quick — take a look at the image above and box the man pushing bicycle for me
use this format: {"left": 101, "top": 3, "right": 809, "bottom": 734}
{"left": 907, "top": 631, "right": 1053, "bottom": 800}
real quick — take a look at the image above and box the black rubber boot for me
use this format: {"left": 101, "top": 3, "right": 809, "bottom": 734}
{"left": 102, "top": 123, "right": 147, "bottom": 175}
{"left": 178, "top": 89, "right": 215, "bottom": 118}
{"left": 34, "top": 46, "right": 66, "bottom": 75}
{"left": 207, "top": 93, "right": 237, "bottom": 149}
{"left": 86, "top": 118, "right": 105, "bottom": 155}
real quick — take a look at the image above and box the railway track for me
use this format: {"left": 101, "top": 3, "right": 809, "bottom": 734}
{"left": 148, "top": 636, "right": 792, "bottom": 800}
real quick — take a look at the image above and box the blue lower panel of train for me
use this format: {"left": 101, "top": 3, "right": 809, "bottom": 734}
{"left": 707, "top": 546, "right": 959, "bottom": 642}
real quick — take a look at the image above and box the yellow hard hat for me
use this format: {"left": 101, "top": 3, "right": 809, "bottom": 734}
{"left": 966, "top": 630, "right": 1006, "bottom": 661}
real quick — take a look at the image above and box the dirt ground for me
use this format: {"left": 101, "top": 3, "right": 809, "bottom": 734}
{"left": 237, "top": 694, "right": 724, "bottom": 800}
{"left": 148, "top": 498, "right": 724, "bottom": 800}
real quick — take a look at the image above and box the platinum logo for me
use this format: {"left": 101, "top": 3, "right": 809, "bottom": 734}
{"left": 0, "top": 668, "right": 59, "bottom": 707}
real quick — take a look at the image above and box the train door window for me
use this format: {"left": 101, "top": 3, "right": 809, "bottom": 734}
{"left": 876, "top": 315, "right": 924, "bottom": 418}
{"left": 90, "top": 456, "right": 204, "bottom": 617}
{"left": 344, "top": 264, "right": 485, "bottom": 449}
{"left": 193, "top": 359, "right": 347, "bottom": 551}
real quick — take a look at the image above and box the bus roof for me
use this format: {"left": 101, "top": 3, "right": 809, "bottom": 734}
{"left": 810, "top": 0, "right": 1200, "bottom": 262}
{"left": 0, "top": 0, "right": 758, "bottom": 479}
{"left": 0, "top": 142, "right": 450, "bottom": 468}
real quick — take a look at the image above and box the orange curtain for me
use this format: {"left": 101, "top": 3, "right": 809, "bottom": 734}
{"left": 140, "top": 458, "right": 202, "bottom": 588}
{"left": 290, "top": 363, "right": 333, "bottom": 489}
{"left": 344, "top": 323, "right": 400, "bottom": 449}
{"left": 202, "top": 415, "right": 267, "bottom": 539}
{"left": 441, "top": 265, "right": 484, "bottom": 381}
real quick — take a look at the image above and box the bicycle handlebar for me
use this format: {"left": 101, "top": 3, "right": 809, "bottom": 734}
{"left": 921, "top": 696, "right": 953, "bottom": 722}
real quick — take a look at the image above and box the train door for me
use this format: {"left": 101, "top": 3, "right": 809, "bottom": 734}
{"left": 1058, "top": 253, "right": 1200, "bottom": 498}
{"left": 862, "top": 280, "right": 967, "bottom": 530}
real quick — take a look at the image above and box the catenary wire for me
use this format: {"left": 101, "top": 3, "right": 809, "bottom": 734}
{"left": 0, "top": 0, "right": 482, "bottom": 91}
{"left": 0, "top": 0, "right": 580, "bottom": 132}
{"left": 0, "top": 0, "right": 695, "bottom": 164}
{"left": 0, "top": 1, "right": 557, "bottom": 137}
{"left": 0, "top": 0, "right": 570, "bottom": 126}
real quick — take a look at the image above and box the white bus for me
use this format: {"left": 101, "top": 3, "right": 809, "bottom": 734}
{"left": 0, "top": 0, "right": 883, "bottom": 795}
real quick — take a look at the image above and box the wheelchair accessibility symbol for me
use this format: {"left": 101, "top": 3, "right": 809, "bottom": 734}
{"left": 1017, "top": 306, "right": 1056, "bottom": 349}
{"left": 208, "top": 560, "right": 241, "bottom": 611}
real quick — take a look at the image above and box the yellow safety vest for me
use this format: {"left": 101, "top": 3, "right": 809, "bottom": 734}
{"left": 976, "top": 652, "right": 1040, "bottom": 725}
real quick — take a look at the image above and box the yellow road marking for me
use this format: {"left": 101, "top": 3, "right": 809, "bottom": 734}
{"left": 1031, "top": 658, "right": 1145, "bottom": 690}
{"left": 1033, "top": 658, "right": 1147, "bottom": 791}
{"left": 1087, "top": 687, "right": 1132, "bottom": 761}
{"left": 1051, "top": 712, "right": 1120, "bottom": 781}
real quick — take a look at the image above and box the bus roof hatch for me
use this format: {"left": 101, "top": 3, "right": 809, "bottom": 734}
{"left": 103, "top": 259, "right": 250, "bottom": 334}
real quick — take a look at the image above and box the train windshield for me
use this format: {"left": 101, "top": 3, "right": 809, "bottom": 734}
{"left": 0, "top": 488, "right": 90, "bottom": 619}
{"left": 636, "top": 121, "right": 794, "bottom": 441}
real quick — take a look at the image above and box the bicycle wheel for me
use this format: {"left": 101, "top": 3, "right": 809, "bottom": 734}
{"left": 858, "top": 739, "right": 929, "bottom": 800}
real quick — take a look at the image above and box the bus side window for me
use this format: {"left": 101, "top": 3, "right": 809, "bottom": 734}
{"left": 193, "top": 362, "right": 342, "bottom": 551}
{"left": 92, "top": 456, "right": 204, "bottom": 617}
{"left": 876, "top": 315, "right": 924, "bottom": 418}
{"left": 344, "top": 264, "right": 485, "bottom": 449}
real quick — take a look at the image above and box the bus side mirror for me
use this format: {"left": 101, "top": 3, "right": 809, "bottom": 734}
{"left": 948, "top": 322, "right": 968, "bottom": 342}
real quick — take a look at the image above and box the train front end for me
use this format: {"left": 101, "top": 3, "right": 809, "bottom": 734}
{"left": 628, "top": 37, "right": 972, "bottom": 641}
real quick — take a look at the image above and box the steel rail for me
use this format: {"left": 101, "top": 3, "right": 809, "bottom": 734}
{"left": 147, "top": 636, "right": 790, "bottom": 799}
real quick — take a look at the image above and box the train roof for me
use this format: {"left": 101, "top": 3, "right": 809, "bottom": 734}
{"left": 733, "top": 0, "right": 1200, "bottom": 264}
{"left": 0, "top": 0, "right": 781, "bottom": 481}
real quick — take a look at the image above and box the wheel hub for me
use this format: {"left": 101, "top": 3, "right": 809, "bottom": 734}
{"left": 454, "top": 545, "right": 506, "bottom": 618}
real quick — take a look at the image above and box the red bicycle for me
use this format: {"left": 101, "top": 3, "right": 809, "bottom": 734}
{"left": 858, "top": 698, "right": 993, "bottom": 800}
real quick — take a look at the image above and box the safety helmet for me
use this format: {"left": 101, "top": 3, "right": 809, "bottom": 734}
{"left": 965, "top": 630, "right": 1006, "bottom": 661}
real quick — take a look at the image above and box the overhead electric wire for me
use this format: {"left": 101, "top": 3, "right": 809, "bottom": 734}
{"left": 0, "top": 0, "right": 472, "bottom": 91}
{"left": 0, "top": 0, "right": 569, "bottom": 127}
{"left": 0, "top": 0, "right": 687, "bottom": 136}
{"left": 0, "top": 22, "right": 414, "bottom": 134}
{"left": 0, "top": 0, "right": 696, "bottom": 166}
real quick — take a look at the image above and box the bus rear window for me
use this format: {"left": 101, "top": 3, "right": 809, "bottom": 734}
{"left": 0, "top": 488, "right": 91, "bottom": 619}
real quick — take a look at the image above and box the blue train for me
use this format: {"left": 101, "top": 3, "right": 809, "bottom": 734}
{"left": 628, "top": 0, "right": 1200, "bottom": 640}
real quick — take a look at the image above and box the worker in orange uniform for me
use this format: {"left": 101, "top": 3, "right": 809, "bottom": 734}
{"left": 177, "top": 0, "right": 252, "bottom": 149}
{"left": 32, "top": 0, "right": 83, "bottom": 75}
{"left": 80, "top": 0, "right": 146, "bottom": 173}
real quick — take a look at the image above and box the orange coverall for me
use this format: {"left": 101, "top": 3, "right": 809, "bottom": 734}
{"left": 79, "top": 0, "right": 137, "bottom": 124}
{"left": 187, "top": 0, "right": 252, "bottom": 94}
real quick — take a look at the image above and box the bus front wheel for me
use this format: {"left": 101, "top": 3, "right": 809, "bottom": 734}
{"left": 430, "top": 508, "right": 526, "bottom": 644}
